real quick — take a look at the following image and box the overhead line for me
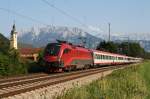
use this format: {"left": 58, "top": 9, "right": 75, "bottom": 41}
{"left": 0, "top": 7, "right": 48, "bottom": 26}
{"left": 41, "top": 0, "right": 106, "bottom": 38}
{"left": 41, "top": 0, "right": 88, "bottom": 28}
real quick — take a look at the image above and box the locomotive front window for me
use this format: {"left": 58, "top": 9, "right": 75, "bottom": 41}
{"left": 45, "top": 44, "right": 60, "bottom": 56}
{"left": 63, "top": 49, "right": 71, "bottom": 54}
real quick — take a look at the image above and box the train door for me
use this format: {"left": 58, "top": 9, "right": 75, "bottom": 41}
{"left": 61, "top": 48, "right": 71, "bottom": 67}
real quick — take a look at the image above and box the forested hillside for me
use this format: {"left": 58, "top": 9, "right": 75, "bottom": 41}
{"left": 0, "top": 33, "right": 9, "bottom": 54}
{"left": 0, "top": 33, "right": 27, "bottom": 76}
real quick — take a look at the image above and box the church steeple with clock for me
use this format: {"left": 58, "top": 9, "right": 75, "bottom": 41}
{"left": 10, "top": 24, "right": 18, "bottom": 49}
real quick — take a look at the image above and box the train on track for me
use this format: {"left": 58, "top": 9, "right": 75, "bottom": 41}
{"left": 43, "top": 40, "right": 142, "bottom": 72}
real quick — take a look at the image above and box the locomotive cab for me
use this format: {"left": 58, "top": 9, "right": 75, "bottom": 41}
{"left": 43, "top": 41, "right": 93, "bottom": 72}
{"left": 44, "top": 43, "right": 64, "bottom": 70}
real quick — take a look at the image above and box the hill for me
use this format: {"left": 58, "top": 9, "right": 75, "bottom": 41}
{"left": 0, "top": 33, "right": 9, "bottom": 54}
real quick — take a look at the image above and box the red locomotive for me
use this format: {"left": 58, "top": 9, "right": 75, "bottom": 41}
{"left": 43, "top": 40, "right": 141, "bottom": 72}
{"left": 44, "top": 40, "right": 93, "bottom": 72}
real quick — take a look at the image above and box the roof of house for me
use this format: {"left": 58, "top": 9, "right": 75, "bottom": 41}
{"left": 19, "top": 48, "right": 42, "bottom": 55}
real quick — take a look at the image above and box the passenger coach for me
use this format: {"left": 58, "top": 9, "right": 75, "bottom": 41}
{"left": 92, "top": 50, "right": 133, "bottom": 66}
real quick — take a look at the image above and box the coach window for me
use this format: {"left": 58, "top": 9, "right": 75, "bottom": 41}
{"left": 102, "top": 55, "right": 104, "bottom": 60}
{"left": 111, "top": 56, "right": 113, "bottom": 60}
{"left": 113, "top": 56, "right": 115, "bottom": 60}
{"left": 105, "top": 56, "right": 107, "bottom": 60}
{"left": 104, "top": 55, "right": 106, "bottom": 60}
{"left": 103, "top": 55, "right": 104, "bottom": 60}
{"left": 100, "top": 55, "right": 102, "bottom": 60}
{"left": 94, "top": 54, "right": 96, "bottom": 59}
{"left": 106, "top": 56, "right": 108, "bottom": 60}
{"left": 96, "top": 54, "right": 98, "bottom": 59}
{"left": 97, "top": 55, "right": 98, "bottom": 59}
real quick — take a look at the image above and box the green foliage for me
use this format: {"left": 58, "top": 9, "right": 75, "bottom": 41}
{"left": 96, "top": 41, "right": 150, "bottom": 59}
{"left": 0, "top": 53, "right": 27, "bottom": 76}
{"left": 0, "top": 33, "right": 28, "bottom": 76}
{"left": 118, "top": 42, "right": 145, "bottom": 57}
{"left": 56, "top": 62, "right": 149, "bottom": 99}
{"left": 27, "top": 50, "right": 45, "bottom": 73}
{"left": 0, "top": 33, "right": 9, "bottom": 54}
{"left": 97, "top": 41, "right": 118, "bottom": 53}
{"left": 37, "top": 50, "right": 46, "bottom": 67}
{"left": 37, "top": 49, "right": 44, "bottom": 63}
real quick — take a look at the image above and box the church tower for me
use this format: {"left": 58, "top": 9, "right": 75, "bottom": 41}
{"left": 10, "top": 24, "right": 18, "bottom": 49}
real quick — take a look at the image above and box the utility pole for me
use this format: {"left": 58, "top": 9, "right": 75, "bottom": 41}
{"left": 127, "top": 36, "right": 130, "bottom": 55}
{"left": 108, "top": 23, "right": 111, "bottom": 42}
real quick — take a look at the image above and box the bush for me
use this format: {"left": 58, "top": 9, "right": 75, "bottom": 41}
{"left": 0, "top": 52, "right": 28, "bottom": 76}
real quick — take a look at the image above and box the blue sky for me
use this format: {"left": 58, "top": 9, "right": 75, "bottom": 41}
{"left": 0, "top": 0, "right": 150, "bottom": 37}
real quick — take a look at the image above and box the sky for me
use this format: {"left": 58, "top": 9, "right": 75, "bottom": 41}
{"left": 0, "top": 0, "right": 150, "bottom": 38}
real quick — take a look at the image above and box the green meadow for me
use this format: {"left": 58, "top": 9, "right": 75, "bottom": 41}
{"left": 56, "top": 61, "right": 150, "bottom": 99}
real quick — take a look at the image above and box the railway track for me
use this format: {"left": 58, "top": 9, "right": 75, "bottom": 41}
{"left": 0, "top": 65, "right": 127, "bottom": 98}
{"left": 0, "top": 73, "right": 47, "bottom": 84}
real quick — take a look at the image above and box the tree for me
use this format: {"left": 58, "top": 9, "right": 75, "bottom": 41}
{"left": 8, "top": 48, "right": 20, "bottom": 63}
{"left": 96, "top": 41, "right": 150, "bottom": 59}
{"left": 0, "top": 33, "right": 28, "bottom": 76}
{"left": 118, "top": 42, "right": 130, "bottom": 55}
{"left": 0, "top": 33, "right": 9, "bottom": 54}
{"left": 96, "top": 41, "right": 118, "bottom": 53}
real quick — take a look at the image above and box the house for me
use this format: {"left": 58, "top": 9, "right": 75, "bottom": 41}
{"left": 19, "top": 48, "right": 42, "bottom": 61}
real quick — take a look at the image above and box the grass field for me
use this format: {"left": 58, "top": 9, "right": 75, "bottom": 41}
{"left": 56, "top": 61, "right": 150, "bottom": 99}
{"left": 138, "top": 60, "right": 150, "bottom": 99}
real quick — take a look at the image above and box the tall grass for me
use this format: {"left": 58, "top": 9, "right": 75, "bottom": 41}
{"left": 56, "top": 62, "right": 149, "bottom": 99}
{"left": 138, "top": 60, "right": 150, "bottom": 98}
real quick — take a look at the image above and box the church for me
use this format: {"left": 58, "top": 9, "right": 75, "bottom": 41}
{"left": 10, "top": 24, "right": 42, "bottom": 61}
{"left": 10, "top": 24, "right": 17, "bottom": 49}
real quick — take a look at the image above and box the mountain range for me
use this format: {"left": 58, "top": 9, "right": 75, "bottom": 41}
{"left": 18, "top": 26, "right": 150, "bottom": 52}
{"left": 18, "top": 26, "right": 102, "bottom": 48}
